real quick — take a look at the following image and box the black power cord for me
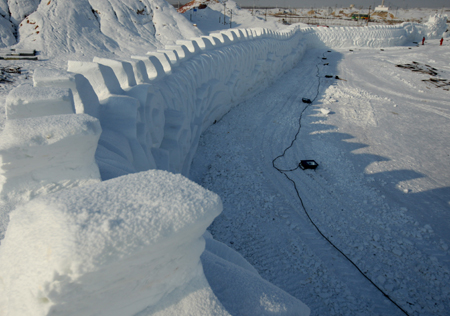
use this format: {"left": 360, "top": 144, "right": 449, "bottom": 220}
{"left": 272, "top": 51, "right": 410, "bottom": 316}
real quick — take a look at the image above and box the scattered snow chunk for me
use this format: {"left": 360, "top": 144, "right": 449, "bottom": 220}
{"left": 320, "top": 108, "right": 331, "bottom": 115}
{"left": 393, "top": 248, "right": 403, "bottom": 256}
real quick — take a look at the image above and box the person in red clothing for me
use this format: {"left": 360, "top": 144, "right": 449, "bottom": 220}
{"left": 440, "top": 38, "right": 444, "bottom": 46}
{"left": 422, "top": 37, "right": 425, "bottom": 45}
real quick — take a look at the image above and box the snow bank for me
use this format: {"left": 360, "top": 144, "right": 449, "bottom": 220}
{"left": 0, "top": 15, "right": 16, "bottom": 48}
{"left": 0, "top": 170, "right": 226, "bottom": 316}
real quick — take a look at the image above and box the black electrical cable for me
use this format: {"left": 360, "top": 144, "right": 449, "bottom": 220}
{"left": 272, "top": 51, "right": 410, "bottom": 316}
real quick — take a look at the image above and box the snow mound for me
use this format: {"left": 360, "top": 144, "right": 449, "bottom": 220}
{"left": 0, "top": 169, "right": 224, "bottom": 316}
{"left": 4, "top": 0, "right": 202, "bottom": 60}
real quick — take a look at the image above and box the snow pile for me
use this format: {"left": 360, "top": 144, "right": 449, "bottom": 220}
{"left": 5, "top": 83, "right": 75, "bottom": 119}
{"left": 0, "top": 18, "right": 15, "bottom": 48}
{"left": 0, "top": 170, "right": 223, "bottom": 316}
{"left": 306, "top": 25, "right": 408, "bottom": 48}
{"left": 0, "top": 0, "right": 202, "bottom": 58}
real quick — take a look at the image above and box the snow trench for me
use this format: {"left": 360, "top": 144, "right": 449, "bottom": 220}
{"left": 0, "top": 16, "right": 447, "bottom": 316}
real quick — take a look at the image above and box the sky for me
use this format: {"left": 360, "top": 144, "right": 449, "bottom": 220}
{"left": 167, "top": 0, "right": 450, "bottom": 9}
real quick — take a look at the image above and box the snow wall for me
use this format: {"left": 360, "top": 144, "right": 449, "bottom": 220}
{"left": 0, "top": 16, "right": 447, "bottom": 316}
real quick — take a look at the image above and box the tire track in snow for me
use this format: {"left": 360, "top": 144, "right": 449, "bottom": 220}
{"left": 258, "top": 51, "right": 407, "bottom": 315}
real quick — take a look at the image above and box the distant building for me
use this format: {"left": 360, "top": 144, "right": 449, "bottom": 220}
{"left": 374, "top": 0, "right": 389, "bottom": 12}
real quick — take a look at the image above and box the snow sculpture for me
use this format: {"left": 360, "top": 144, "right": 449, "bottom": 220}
{"left": 0, "top": 114, "right": 101, "bottom": 206}
{"left": 5, "top": 84, "right": 75, "bottom": 119}
{"left": 0, "top": 170, "right": 225, "bottom": 316}
{"left": 67, "top": 61, "right": 124, "bottom": 100}
{"left": 131, "top": 55, "right": 167, "bottom": 81}
{"left": 59, "top": 25, "right": 307, "bottom": 178}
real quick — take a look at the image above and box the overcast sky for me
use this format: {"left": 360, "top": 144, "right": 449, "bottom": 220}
{"left": 167, "top": 0, "right": 449, "bottom": 9}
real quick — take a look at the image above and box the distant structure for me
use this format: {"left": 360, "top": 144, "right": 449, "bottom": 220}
{"left": 374, "top": 0, "right": 389, "bottom": 12}
{"left": 177, "top": 0, "right": 208, "bottom": 14}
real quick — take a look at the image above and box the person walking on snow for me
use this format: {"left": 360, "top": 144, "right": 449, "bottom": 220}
{"left": 440, "top": 38, "right": 444, "bottom": 46}
{"left": 422, "top": 36, "right": 425, "bottom": 45}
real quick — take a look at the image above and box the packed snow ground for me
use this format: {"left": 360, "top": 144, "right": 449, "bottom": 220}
{"left": 190, "top": 39, "right": 450, "bottom": 315}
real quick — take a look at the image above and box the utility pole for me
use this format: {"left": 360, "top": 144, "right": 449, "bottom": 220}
{"left": 265, "top": 8, "right": 267, "bottom": 21}
{"left": 366, "top": 5, "right": 371, "bottom": 26}
{"left": 230, "top": 10, "right": 233, "bottom": 28}
{"left": 223, "top": 1, "right": 227, "bottom": 25}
